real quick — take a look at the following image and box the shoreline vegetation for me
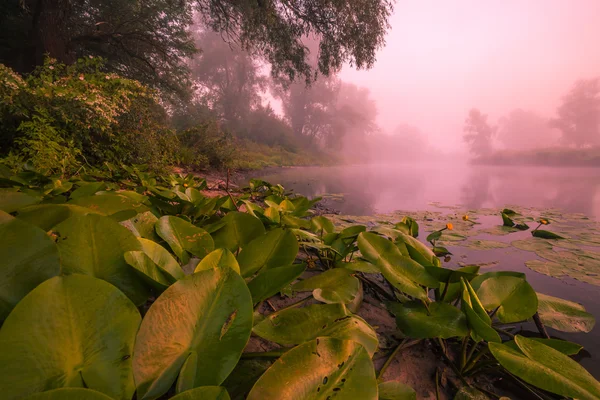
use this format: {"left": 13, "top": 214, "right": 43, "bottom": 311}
{"left": 0, "top": 164, "right": 598, "bottom": 399}
{"left": 472, "top": 147, "right": 600, "bottom": 168}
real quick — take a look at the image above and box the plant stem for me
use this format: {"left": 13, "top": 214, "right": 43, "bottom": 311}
{"left": 463, "top": 346, "right": 489, "bottom": 373}
{"left": 494, "top": 327, "right": 515, "bottom": 339}
{"left": 439, "top": 275, "right": 451, "bottom": 302}
{"left": 460, "top": 336, "right": 469, "bottom": 369}
{"left": 378, "top": 339, "right": 407, "bottom": 379}
{"left": 533, "top": 312, "right": 550, "bottom": 339}
{"left": 489, "top": 305, "right": 500, "bottom": 319}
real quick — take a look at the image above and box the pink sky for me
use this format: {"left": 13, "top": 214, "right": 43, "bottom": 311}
{"left": 340, "top": 0, "right": 600, "bottom": 151}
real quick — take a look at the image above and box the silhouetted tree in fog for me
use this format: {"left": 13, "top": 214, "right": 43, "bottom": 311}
{"left": 463, "top": 109, "right": 495, "bottom": 157}
{"left": 551, "top": 78, "right": 600, "bottom": 147}
{"left": 497, "top": 109, "right": 557, "bottom": 150}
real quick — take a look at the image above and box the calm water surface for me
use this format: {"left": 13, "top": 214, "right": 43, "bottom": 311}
{"left": 246, "top": 163, "right": 600, "bottom": 219}
{"left": 245, "top": 163, "right": 600, "bottom": 377}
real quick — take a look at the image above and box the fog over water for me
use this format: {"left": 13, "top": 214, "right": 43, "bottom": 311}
{"left": 338, "top": 0, "right": 600, "bottom": 153}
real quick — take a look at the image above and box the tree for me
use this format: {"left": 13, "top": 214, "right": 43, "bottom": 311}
{"left": 0, "top": 0, "right": 196, "bottom": 100}
{"left": 497, "top": 109, "right": 558, "bottom": 150}
{"left": 189, "top": 29, "right": 267, "bottom": 125}
{"left": 463, "top": 108, "right": 495, "bottom": 157}
{"left": 1, "top": 0, "right": 393, "bottom": 99}
{"left": 551, "top": 78, "right": 600, "bottom": 147}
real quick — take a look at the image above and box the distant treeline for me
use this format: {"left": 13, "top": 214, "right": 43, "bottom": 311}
{"left": 472, "top": 147, "right": 600, "bottom": 167}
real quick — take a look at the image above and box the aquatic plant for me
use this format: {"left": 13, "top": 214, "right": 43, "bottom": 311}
{"left": 0, "top": 165, "right": 598, "bottom": 399}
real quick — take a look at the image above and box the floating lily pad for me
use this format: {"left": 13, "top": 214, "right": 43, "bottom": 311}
{"left": 463, "top": 240, "right": 510, "bottom": 250}
{"left": 387, "top": 301, "right": 468, "bottom": 339}
{"left": 511, "top": 239, "right": 553, "bottom": 252}
{"left": 536, "top": 293, "right": 595, "bottom": 333}
{"left": 292, "top": 268, "right": 360, "bottom": 304}
{"left": 526, "top": 250, "right": 600, "bottom": 286}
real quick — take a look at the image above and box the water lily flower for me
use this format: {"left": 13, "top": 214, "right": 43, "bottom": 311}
{"left": 540, "top": 218, "right": 549, "bottom": 225}
{"left": 462, "top": 215, "right": 469, "bottom": 221}
{"left": 183, "top": 183, "right": 188, "bottom": 188}
{"left": 446, "top": 223, "right": 453, "bottom": 230}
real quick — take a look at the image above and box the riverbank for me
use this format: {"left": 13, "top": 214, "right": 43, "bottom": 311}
{"left": 472, "top": 146, "right": 600, "bottom": 167}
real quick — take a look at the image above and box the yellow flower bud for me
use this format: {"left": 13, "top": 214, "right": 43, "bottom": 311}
{"left": 462, "top": 215, "right": 469, "bottom": 221}
{"left": 446, "top": 223, "right": 453, "bottom": 230}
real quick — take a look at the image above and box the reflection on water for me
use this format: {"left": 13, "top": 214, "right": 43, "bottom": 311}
{"left": 246, "top": 164, "right": 600, "bottom": 220}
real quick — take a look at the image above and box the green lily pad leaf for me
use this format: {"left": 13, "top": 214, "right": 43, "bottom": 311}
{"left": 476, "top": 276, "right": 538, "bottom": 323}
{"left": 24, "top": 388, "right": 115, "bottom": 400}
{"left": 311, "top": 216, "right": 335, "bottom": 234}
{"left": 213, "top": 212, "right": 265, "bottom": 251}
{"left": 137, "top": 238, "right": 185, "bottom": 280}
{"left": 461, "top": 279, "right": 501, "bottom": 343}
{"left": 387, "top": 301, "right": 468, "bottom": 339}
{"left": 501, "top": 212, "right": 515, "bottom": 227}
{"left": 504, "top": 338, "right": 583, "bottom": 355}
{"left": 281, "top": 214, "right": 311, "bottom": 229}
{"left": 433, "top": 246, "right": 452, "bottom": 257}
{"left": 0, "top": 210, "right": 61, "bottom": 321}
{"left": 463, "top": 240, "right": 510, "bottom": 250}
{"left": 253, "top": 303, "right": 378, "bottom": 356}
{"left": 339, "top": 225, "right": 367, "bottom": 239}
{"left": 16, "top": 204, "right": 100, "bottom": 230}
{"left": 124, "top": 251, "right": 176, "bottom": 291}
{"left": 263, "top": 206, "right": 280, "bottom": 223}
{"left": 489, "top": 335, "right": 600, "bottom": 400}
{"left": 358, "top": 232, "right": 438, "bottom": 300}
{"left": 155, "top": 216, "right": 214, "bottom": 264}
{"left": 511, "top": 239, "right": 553, "bottom": 252}
{"left": 54, "top": 214, "right": 151, "bottom": 305}
{"left": 292, "top": 268, "right": 360, "bottom": 304}
{"left": 532, "top": 230, "right": 564, "bottom": 239}
{"left": 247, "top": 337, "right": 377, "bottom": 400}
{"left": 237, "top": 228, "right": 298, "bottom": 277}
{"left": 195, "top": 248, "right": 241, "bottom": 274}
{"left": 424, "top": 266, "right": 478, "bottom": 284}
{"left": 70, "top": 193, "right": 149, "bottom": 216}
{"left": 426, "top": 230, "right": 442, "bottom": 243}
{"left": 439, "top": 265, "right": 481, "bottom": 303}
{"left": 536, "top": 293, "right": 595, "bottom": 333}
{"left": 121, "top": 211, "right": 159, "bottom": 240}
{"left": 397, "top": 232, "right": 440, "bottom": 266}
{"left": 0, "top": 275, "right": 140, "bottom": 400}
{"left": 0, "top": 189, "right": 41, "bottom": 213}
{"left": 70, "top": 181, "right": 106, "bottom": 199}
{"left": 469, "top": 271, "right": 526, "bottom": 292}
{"left": 247, "top": 264, "right": 306, "bottom": 305}
{"left": 133, "top": 268, "right": 253, "bottom": 400}
{"left": 481, "top": 225, "right": 520, "bottom": 236}
{"left": 378, "top": 381, "right": 417, "bottom": 400}
{"left": 170, "top": 386, "right": 231, "bottom": 400}
{"left": 344, "top": 260, "right": 380, "bottom": 274}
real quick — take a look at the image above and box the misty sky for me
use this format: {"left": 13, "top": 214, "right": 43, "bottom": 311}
{"left": 340, "top": 0, "right": 600, "bottom": 151}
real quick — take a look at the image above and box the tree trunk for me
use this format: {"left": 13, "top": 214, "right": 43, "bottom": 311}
{"left": 30, "top": 0, "right": 74, "bottom": 67}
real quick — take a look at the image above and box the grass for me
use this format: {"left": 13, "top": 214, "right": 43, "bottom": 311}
{"left": 230, "top": 140, "right": 337, "bottom": 170}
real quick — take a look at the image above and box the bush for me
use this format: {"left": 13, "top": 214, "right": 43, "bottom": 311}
{"left": 0, "top": 57, "right": 177, "bottom": 174}
{"left": 177, "top": 120, "right": 236, "bottom": 170}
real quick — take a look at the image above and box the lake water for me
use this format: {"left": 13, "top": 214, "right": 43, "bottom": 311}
{"left": 246, "top": 163, "right": 600, "bottom": 219}
{"left": 245, "top": 163, "right": 600, "bottom": 377}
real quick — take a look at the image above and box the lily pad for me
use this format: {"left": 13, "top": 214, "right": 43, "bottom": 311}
{"left": 0, "top": 211, "right": 61, "bottom": 321}
{"left": 292, "top": 268, "right": 360, "bottom": 304}
{"left": 54, "top": 214, "right": 151, "bottom": 305}
{"left": 0, "top": 275, "right": 140, "bottom": 400}
{"left": 212, "top": 212, "right": 265, "bottom": 251}
{"left": 170, "top": 386, "right": 231, "bottom": 400}
{"left": 536, "top": 293, "right": 595, "bottom": 333}
{"left": 195, "top": 248, "right": 241, "bottom": 274}
{"left": 247, "top": 338, "right": 377, "bottom": 400}
{"left": 16, "top": 204, "right": 100, "bottom": 231}
{"left": 253, "top": 303, "right": 378, "bottom": 356}
{"left": 511, "top": 239, "right": 552, "bottom": 252}
{"left": 378, "top": 381, "right": 417, "bottom": 400}
{"left": 155, "top": 215, "right": 214, "bottom": 264}
{"left": 461, "top": 279, "right": 501, "bottom": 343}
{"left": 387, "top": 301, "right": 468, "bottom": 339}
{"left": 532, "top": 229, "right": 565, "bottom": 239}
{"left": 475, "top": 275, "right": 538, "bottom": 323}
{"left": 0, "top": 189, "right": 41, "bottom": 213}
{"left": 23, "top": 388, "right": 115, "bottom": 400}
{"left": 121, "top": 211, "right": 159, "bottom": 240}
{"left": 489, "top": 335, "right": 600, "bottom": 400}
{"left": 132, "top": 267, "right": 253, "bottom": 400}
{"left": 463, "top": 240, "right": 510, "bottom": 250}
{"left": 526, "top": 250, "right": 600, "bottom": 286}
{"left": 237, "top": 228, "right": 298, "bottom": 277}
{"left": 247, "top": 264, "right": 306, "bottom": 305}
{"left": 504, "top": 338, "right": 582, "bottom": 356}
{"left": 358, "top": 232, "right": 437, "bottom": 301}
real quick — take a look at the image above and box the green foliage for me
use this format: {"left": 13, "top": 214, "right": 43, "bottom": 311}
{"left": 0, "top": 58, "right": 178, "bottom": 174}
{"left": 0, "top": 166, "right": 598, "bottom": 400}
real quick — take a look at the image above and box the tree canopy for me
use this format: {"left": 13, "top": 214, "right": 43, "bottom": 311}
{"left": 0, "top": 0, "right": 394, "bottom": 100}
